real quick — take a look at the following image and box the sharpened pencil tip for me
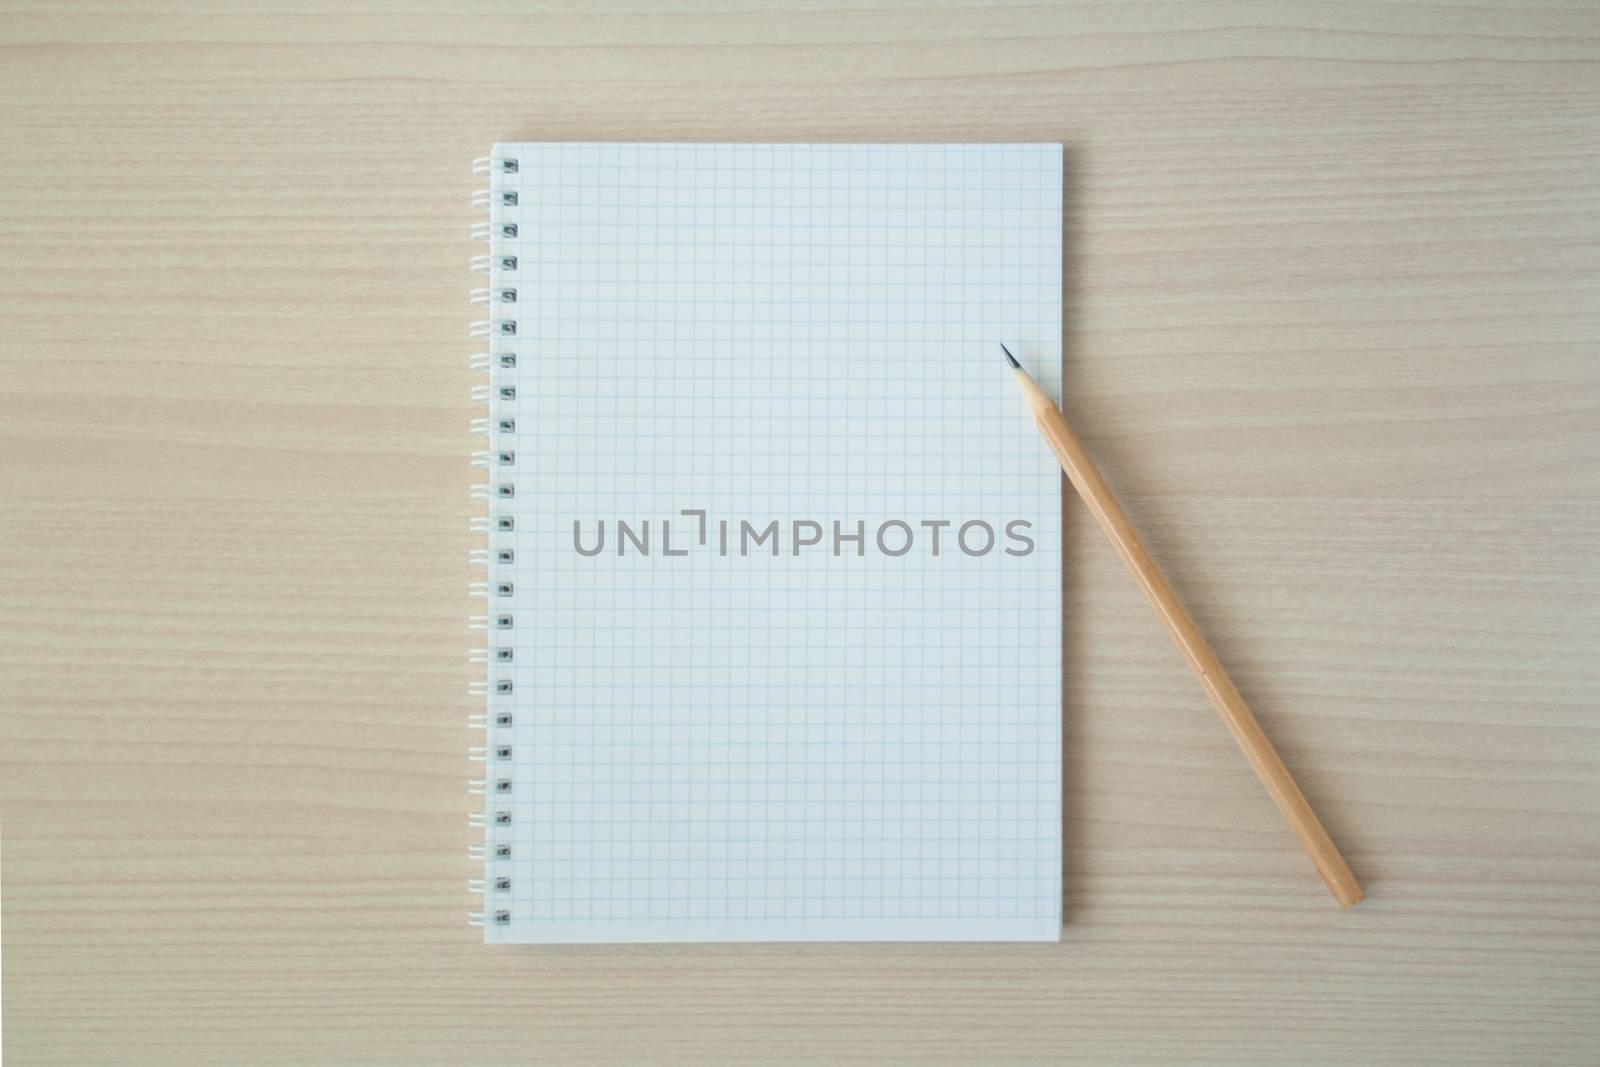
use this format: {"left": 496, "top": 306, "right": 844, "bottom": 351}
{"left": 1000, "top": 343, "right": 1021, "bottom": 369}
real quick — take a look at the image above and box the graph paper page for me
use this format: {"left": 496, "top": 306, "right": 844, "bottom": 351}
{"left": 482, "top": 143, "right": 1062, "bottom": 942}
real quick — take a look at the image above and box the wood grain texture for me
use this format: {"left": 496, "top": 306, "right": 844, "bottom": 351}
{"left": 1, "top": 1, "right": 1596, "bottom": 1063}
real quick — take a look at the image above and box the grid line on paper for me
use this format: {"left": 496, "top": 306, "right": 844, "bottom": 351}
{"left": 484, "top": 143, "right": 1063, "bottom": 943}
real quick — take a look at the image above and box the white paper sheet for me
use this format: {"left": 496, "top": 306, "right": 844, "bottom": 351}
{"left": 480, "top": 143, "right": 1062, "bottom": 942}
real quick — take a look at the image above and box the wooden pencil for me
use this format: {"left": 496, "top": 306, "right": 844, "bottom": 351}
{"left": 1002, "top": 344, "right": 1363, "bottom": 907}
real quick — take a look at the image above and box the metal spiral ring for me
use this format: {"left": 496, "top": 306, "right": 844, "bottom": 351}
{"left": 469, "top": 151, "right": 520, "bottom": 933}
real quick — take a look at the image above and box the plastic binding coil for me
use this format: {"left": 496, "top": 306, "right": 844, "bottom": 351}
{"left": 470, "top": 150, "right": 521, "bottom": 933}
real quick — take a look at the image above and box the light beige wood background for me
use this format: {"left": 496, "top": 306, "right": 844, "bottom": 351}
{"left": 2, "top": 1, "right": 1597, "bottom": 1063}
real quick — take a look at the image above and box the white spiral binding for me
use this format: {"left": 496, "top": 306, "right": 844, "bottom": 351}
{"left": 470, "top": 150, "right": 521, "bottom": 932}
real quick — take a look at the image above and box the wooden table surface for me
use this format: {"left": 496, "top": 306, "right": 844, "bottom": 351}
{"left": 3, "top": 1, "right": 1597, "bottom": 1063}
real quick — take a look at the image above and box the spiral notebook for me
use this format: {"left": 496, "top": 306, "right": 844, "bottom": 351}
{"left": 471, "top": 143, "right": 1063, "bottom": 943}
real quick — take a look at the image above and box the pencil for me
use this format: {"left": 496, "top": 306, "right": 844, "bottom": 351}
{"left": 1002, "top": 343, "right": 1363, "bottom": 907}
